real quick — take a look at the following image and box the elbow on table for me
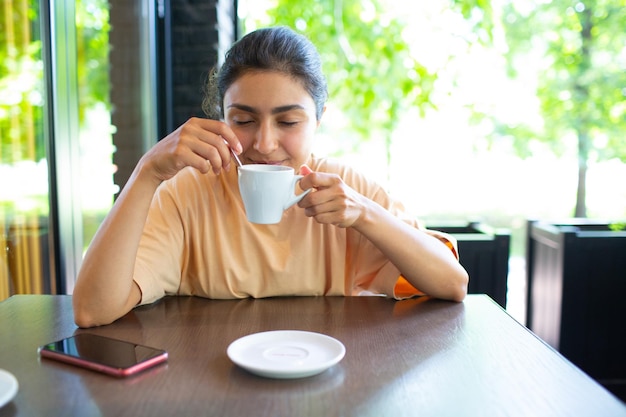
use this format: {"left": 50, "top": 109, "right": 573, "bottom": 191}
{"left": 74, "top": 313, "right": 99, "bottom": 329}
{"left": 452, "top": 268, "right": 470, "bottom": 302}
{"left": 72, "top": 298, "right": 120, "bottom": 328}
{"left": 73, "top": 305, "right": 108, "bottom": 328}
{"left": 419, "top": 268, "right": 468, "bottom": 303}
{"left": 441, "top": 267, "right": 469, "bottom": 303}
{"left": 72, "top": 281, "right": 140, "bottom": 328}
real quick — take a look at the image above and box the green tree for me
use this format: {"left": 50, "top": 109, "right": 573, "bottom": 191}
{"left": 0, "top": 0, "right": 110, "bottom": 164}
{"left": 256, "top": 0, "right": 493, "bottom": 178}
{"left": 497, "top": 0, "right": 626, "bottom": 217}
{"left": 0, "top": 0, "right": 44, "bottom": 163}
{"left": 76, "top": 0, "right": 111, "bottom": 118}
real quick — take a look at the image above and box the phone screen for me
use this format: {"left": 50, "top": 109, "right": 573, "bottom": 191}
{"left": 39, "top": 333, "right": 168, "bottom": 377}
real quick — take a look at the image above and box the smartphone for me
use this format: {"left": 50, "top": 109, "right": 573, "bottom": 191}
{"left": 38, "top": 333, "right": 168, "bottom": 377}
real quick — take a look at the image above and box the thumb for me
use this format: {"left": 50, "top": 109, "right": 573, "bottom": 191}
{"left": 299, "top": 164, "right": 313, "bottom": 175}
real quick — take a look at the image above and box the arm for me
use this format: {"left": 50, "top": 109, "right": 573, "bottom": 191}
{"left": 73, "top": 118, "right": 241, "bottom": 327}
{"left": 297, "top": 166, "right": 468, "bottom": 302}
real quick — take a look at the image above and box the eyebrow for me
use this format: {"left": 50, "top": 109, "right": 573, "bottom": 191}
{"left": 227, "top": 103, "right": 307, "bottom": 115}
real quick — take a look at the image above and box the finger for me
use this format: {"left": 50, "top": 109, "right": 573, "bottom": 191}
{"left": 203, "top": 147, "right": 229, "bottom": 174}
{"left": 179, "top": 132, "right": 226, "bottom": 174}
{"left": 299, "top": 164, "right": 313, "bottom": 175}
{"left": 298, "top": 165, "right": 315, "bottom": 192}
{"left": 196, "top": 118, "right": 242, "bottom": 153}
{"left": 299, "top": 170, "right": 340, "bottom": 192}
{"left": 302, "top": 188, "right": 342, "bottom": 211}
{"left": 225, "top": 140, "right": 243, "bottom": 168}
{"left": 186, "top": 154, "right": 212, "bottom": 174}
{"left": 305, "top": 206, "right": 351, "bottom": 228}
{"left": 183, "top": 122, "right": 237, "bottom": 173}
{"left": 160, "top": 144, "right": 212, "bottom": 177}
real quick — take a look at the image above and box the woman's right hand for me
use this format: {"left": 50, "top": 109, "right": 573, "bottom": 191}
{"left": 73, "top": 118, "right": 242, "bottom": 328}
{"left": 139, "top": 117, "right": 242, "bottom": 184}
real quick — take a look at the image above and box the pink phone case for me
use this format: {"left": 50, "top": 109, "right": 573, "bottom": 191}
{"left": 39, "top": 336, "right": 168, "bottom": 377}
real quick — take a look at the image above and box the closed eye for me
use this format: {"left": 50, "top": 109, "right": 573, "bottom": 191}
{"left": 233, "top": 120, "right": 254, "bottom": 125}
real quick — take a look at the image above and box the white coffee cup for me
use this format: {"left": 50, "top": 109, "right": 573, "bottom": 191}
{"left": 238, "top": 164, "right": 311, "bottom": 224}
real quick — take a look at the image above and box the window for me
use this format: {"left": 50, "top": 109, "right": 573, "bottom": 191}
{"left": 1, "top": 0, "right": 52, "bottom": 298}
{"left": 0, "top": 0, "right": 158, "bottom": 300}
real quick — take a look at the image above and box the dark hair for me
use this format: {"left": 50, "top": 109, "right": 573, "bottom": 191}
{"left": 202, "top": 26, "right": 328, "bottom": 121}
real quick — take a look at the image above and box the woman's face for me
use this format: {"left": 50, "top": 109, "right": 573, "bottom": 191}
{"left": 223, "top": 71, "right": 320, "bottom": 171}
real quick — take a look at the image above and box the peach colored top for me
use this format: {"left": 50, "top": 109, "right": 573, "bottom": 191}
{"left": 133, "top": 157, "right": 457, "bottom": 305}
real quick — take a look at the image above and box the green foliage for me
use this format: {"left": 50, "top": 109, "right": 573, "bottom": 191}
{"left": 267, "top": 0, "right": 434, "bottom": 151}
{"left": 452, "top": 0, "right": 496, "bottom": 43}
{"left": 0, "top": 0, "right": 45, "bottom": 163}
{"left": 609, "top": 221, "right": 626, "bottom": 232}
{"left": 259, "top": 0, "right": 493, "bottom": 164}
{"left": 473, "top": 0, "right": 626, "bottom": 216}
{"left": 0, "top": 0, "right": 110, "bottom": 164}
{"left": 76, "top": 0, "right": 111, "bottom": 116}
{"left": 503, "top": 0, "right": 626, "bottom": 163}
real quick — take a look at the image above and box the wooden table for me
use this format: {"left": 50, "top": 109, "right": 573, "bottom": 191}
{"left": 1, "top": 294, "right": 625, "bottom": 417}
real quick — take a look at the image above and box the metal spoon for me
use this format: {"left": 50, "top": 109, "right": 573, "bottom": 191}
{"left": 222, "top": 136, "right": 243, "bottom": 168}
{"left": 230, "top": 146, "right": 243, "bottom": 168}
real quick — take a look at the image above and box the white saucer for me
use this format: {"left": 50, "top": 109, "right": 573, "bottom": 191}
{"left": 0, "top": 369, "right": 18, "bottom": 409}
{"left": 227, "top": 330, "right": 345, "bottom": 379}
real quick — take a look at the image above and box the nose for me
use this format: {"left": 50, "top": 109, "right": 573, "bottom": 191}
{"left": 253, "top": 121, "right": 279, "bottom": 154}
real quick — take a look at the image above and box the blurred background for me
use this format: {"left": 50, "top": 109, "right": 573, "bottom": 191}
{"left": 1, "top": 0, "right": 625, "bottom": 325}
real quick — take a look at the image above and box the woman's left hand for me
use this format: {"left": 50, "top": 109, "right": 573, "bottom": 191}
{"left": 297, "top": 165, "right": 468, "bottom": 302}
{"left": 297, "top": 165, "right": 368, "bottom": 228}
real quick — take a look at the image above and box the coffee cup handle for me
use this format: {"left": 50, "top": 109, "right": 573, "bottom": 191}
{"left": 283, "top": 175, "right": 311, "bottom": 209}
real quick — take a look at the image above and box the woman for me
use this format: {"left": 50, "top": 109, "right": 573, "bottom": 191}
{"left": 73, "top": 26, "right": 468, "bottom": 328}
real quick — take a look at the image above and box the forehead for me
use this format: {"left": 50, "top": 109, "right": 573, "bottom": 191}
{"left": 224, "top": 71, "right": 315, "bottom": 110}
